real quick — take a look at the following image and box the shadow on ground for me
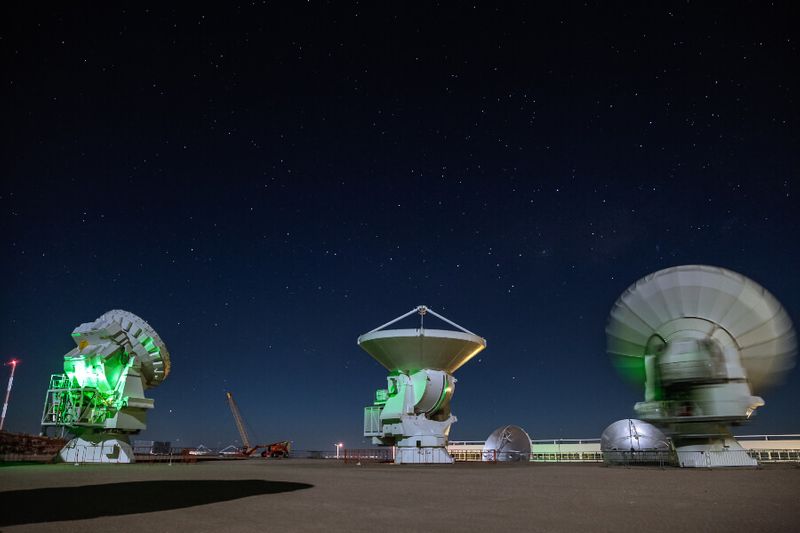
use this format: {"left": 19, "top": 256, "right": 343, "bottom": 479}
{"left": 0, "top": 479, "right": 313, "bottom": 526}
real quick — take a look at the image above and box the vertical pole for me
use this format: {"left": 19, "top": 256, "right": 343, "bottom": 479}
{"left": 1, "top": 360, "right": 18, "bottom": 431}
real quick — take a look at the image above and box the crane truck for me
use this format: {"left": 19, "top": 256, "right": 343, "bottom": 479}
{"left": 225, "top": 391, "right": 290, "bottom": 458}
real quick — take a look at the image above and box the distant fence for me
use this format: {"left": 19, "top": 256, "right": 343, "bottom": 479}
{"left": 9, "top": 438, "right": 798, "bottom": 466}
{"left": 452, "top": 448, "right": 799, "bottom": 466}
{"left": 450, "top": 450, "right": 606, "bottom": 463}
{"left": 342, "top": 448, "right": 393, "bottom": 463}
{"left": 451, "top": 450, "right": 604, "bottom": 464}
{"left": 132, "top": 446, "right": 206, "bottom": 464}
{"left": 747, "top": 449, "right": 800, "bottom": 462}
{"left": 604, "top": 450, "right": 676, "bottom": 467}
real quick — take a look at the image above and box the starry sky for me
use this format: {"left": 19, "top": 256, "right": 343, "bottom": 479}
{"left": 2, "top": 3, "right": 798, "bottom": 451}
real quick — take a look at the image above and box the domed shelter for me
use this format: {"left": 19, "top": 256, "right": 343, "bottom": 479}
{"left": 601, "top": 419, "right": 671, "bottom": 465}
{"left": 482, "top": 425, "right": 531, "bottom": 462}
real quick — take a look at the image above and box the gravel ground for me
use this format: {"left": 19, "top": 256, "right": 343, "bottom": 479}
{"left": 1, "top": 460, "right": 798, "bottom": 532}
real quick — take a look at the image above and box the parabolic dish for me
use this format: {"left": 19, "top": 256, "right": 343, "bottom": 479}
{"left": 606, "top": 265, "right": 796, "bottom": 391}
{"left": 358, "top": 328, "right": 486, "bottom": 374}
{"left": 99, "top": 309, "right": 171, "bottom": 388}
{"left": 482, "top": 425, "right": 532, "bottom": 462}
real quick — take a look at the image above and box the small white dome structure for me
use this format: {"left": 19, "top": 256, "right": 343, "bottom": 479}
{"left": 601, "top": 419, "right": 669, "bottom": 452}
{"left": 601, "top": 419, "right": 671, "bottom": 465}
{"left": 482, "top": 425, "right": 531, "bottom": 462}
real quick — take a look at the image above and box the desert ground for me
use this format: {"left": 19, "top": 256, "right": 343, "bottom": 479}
{"left": 1, "top": 459, "right": 798, "bottom": 532}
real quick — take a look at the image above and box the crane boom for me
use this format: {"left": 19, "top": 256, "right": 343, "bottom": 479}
{"left": 225, "top": 391, "right": 251, "bottom": 449}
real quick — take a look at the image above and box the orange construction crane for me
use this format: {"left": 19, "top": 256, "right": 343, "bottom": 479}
{"left": 225, "top": 391, "right": 290, "bottom": 458}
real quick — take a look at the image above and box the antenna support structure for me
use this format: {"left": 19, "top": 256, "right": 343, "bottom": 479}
{"left": 359, "top": 305, "right": 486, "bottom": 464}
{"left": 40, "top": 310, "right": 171, "bottom": 463}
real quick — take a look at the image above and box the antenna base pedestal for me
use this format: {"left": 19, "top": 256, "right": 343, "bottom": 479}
{"left": 364, "top": 369, "right": 457, "bottom": 464}
{"left": 674, "top": 435, "right": 757, "bottom": 467}
{"left": 59, "top": 432, "right": 135, "bottom": 464}
{"left": 394, "top": 446, "right": 454, "bottom": 464}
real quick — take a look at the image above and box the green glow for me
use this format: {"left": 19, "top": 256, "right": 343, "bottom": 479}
{"left": 411, "top": 370, "right": 428, "bottom": 405}
{"left": 62, "top": 346, "right": 134, "bottom": 410}
{"left": 435, "top": 381, "right": 450, "bottom": 410}
{"left": 387, "top": 377, "right": 398, "bottom": 396}
{"left": 43, "top": 310, "right": 169, "bottom": 435}
{"left": 610, "top": 354, "right": 646, "bottom": 388}
{"left": 139, "top": 335, "right": 160, "bottom": 355}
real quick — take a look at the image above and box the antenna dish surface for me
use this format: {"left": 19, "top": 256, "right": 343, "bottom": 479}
{"left": 606, "top": 265, "right": 796, "bottom": 391}
{"left": 358, "top": 328, "right": 486, "bottom": 373}
{"left": 99, "top": 309, "right": 171, "bottom": 388}
{"left": 482, "top": 425, "right": 532, "bottom": 462}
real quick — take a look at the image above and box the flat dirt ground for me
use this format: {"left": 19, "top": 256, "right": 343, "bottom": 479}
{"left": 1, "top": 459, "right": 798, "bottom": 532}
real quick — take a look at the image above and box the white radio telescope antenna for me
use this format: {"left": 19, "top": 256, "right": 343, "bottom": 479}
{"left": 606, "top": 265, "right": 796, "bottom": 467}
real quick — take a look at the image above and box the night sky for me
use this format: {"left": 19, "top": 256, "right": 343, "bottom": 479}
{"left": 2, "top": 3, "right": 798, "bottom": 451}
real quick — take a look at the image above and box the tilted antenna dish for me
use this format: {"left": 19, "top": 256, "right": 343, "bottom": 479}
{"left": 606, "top": 265, "right": 796, "bottom": 467}
{"left": 99, "top": 309, "right": 171, "bottom": 388}
{"left": 40, "top": 309, "right": 171, "bottom": 464}
{"left": 607, "top": 265, "right": 795, "bottom": 392}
